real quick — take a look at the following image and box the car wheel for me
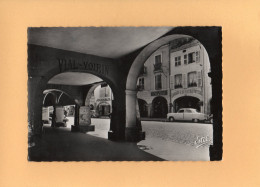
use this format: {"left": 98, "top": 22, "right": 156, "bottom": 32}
{"left": 193, "top": 119, "right": 199, "bottom": 123}
{"left": 169, "top": 117, "right": 174, "bottom": 122}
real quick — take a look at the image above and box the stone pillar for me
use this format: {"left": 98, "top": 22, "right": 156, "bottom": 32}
{"left": 125, "top": 90, "right": 145, "bottom": 142}
{"left": 71, "top": 104, "right": 80, "bottom": 132}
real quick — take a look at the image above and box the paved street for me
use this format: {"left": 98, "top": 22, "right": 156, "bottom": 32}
{"left": 138, "top": 121, "right": 213, "bottom": 161}
{"left": 79, "top": 118, "right": 213, "bottom": 161}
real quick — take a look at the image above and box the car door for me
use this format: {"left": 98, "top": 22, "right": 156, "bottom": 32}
{"left": 175, "top": 109, "right": 184, "bottom": 120}
{"left": 184, "top": 109, "right": 193, "bottom": 121}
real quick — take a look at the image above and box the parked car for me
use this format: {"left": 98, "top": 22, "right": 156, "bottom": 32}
{"left": 167, "top": 108, "right": 208, "bottom": 123}
{"left": 205, "top": 114, "right": 213, "bottom": 124}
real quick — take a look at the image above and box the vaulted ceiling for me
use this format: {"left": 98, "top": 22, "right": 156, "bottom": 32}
{"left": 28, "top": 27, "right": 173, "bottom": 59}
{"left": 29, "top": 27, "right": 174, "bottom": 86}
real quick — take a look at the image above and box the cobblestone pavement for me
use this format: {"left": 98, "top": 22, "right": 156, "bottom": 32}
{"left": 64, "top": 117, "right": 213, "bottom": 161}
{"left": 138, "top": 121, "right": 213, "bottom": 161}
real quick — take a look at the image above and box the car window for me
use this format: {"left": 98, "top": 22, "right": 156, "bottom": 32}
{"left": 178, "top": 110, "right": 184, "bottom": 113}
{"left": 185, "top": 109, "right": 192, "bottom": 113}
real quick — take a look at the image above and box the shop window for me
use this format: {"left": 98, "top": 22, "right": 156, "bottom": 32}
{"left": 155, "top": 74, "right": 162, "bottom": 90}
{"left": 175, "top": 56, "right": 181, "bottom": 66}
{"left": 174, "top": 74, "right": 182, "bottom": 88}
{"left": 188, "top": 71, "right": 197, "bottom": 87}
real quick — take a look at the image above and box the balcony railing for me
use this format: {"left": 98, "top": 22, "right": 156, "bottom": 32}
{"left": 188, "top": 82, "right": 197, "bottom": 87}
{"left": 137, "top": 85, "right": 144, "bottom": 91}
{"left": 174, "top": 84, "right": 183, "bottom": 89}
{"left": 153, "top": 63, "right": 162, "bottom": 72}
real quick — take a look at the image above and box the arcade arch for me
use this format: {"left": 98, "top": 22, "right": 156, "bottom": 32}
{"left": 126, "top": 34, "right": 212, "bottom": 141}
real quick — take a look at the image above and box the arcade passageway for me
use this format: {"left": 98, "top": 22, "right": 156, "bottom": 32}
{"left": 28, "top": 27, "right": 222, "bottom": 161}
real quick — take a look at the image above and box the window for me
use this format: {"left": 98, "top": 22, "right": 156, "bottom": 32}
{"left": 154, "top": 55, "right": 162, "bottom": 71}
{"left": 155, "top": 55, "right": 162, "bottom": 64}
{"left": 174, "top": 74, "right": 182, "bottom": 88}
{"left": 139, "top": 65, "right": 147, "bottom": 76}
{"left": 175, "top": 56, "right": 181, "bottom": 66}
{"left": 188, "top": 52, "right": 195, "bottom": 64}
{"left": 138, "top": 77, "right": 145, "bottom": 90}
{"left": 155, "top": 74, "right": 162, "bottom": 90}
{"left": 178, "top": 109, "right": 184, "bottom": 113}
{"left": 185, "top": 109, "right": 192, "bottom": 113}
{"left": 187, "top": 51, "right": 200, "bottom": 64}
{"left": 188, "top": 72, "right": 197, "bottom": 87}
{"left": 100, "top": 86, "right": 110, "bottom": 97}
{"left": 184, "top": 54, "right": 187, "bottom": 64}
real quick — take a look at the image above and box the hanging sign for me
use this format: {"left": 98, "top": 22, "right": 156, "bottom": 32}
{"left": 79, "top": 106, "right": 91, "bottom": 125}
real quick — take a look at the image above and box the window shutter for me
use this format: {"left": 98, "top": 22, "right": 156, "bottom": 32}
{"left": 196, "top": 51, "right": 200, "bottom": 63}
{"left": 198, "top": 71, "right": 202, "bottom": 87}
{"left": 183, "top": 74, "right": 187, "bottom": 88}
{"left": 170, "top": 75, "right": 174, "bottom": 89}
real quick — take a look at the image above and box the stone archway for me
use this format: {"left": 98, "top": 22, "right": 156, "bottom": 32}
{"left": 125, "top": 30, "right": 222, "bottom": 161}
{"left": 125, "top": 34, "right": 197, "bottom": 141}
{"left": 174, "top": 96, "right": 200, "bottom": 112}
{"left": 28, "top": 44, "right": 125, "bottom": 141}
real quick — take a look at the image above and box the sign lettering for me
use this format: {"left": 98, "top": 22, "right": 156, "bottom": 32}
{"left": 172, "top": 88, "right": 202, "bottom": 97}
{"left": 58, "top": 58, "right": 109, "bottom": 76}
{"left": 151, "top": 90, "right": 168, "bottom": 96}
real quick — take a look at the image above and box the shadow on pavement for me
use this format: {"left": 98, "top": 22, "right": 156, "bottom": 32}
{"left": 28, "top": 126, "right": 164, "bottom": 161}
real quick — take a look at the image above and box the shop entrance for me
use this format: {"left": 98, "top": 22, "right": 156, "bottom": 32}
{"left": 174, "top": 96, "right": 200, "bottom": 112}
{"left": 138, "top": 99, "right": 148, "bottom": 117}
{"left": 152, "top": 96, "right": 168, "bottom": 118}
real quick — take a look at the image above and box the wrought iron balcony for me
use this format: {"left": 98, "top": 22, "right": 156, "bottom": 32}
{"left": 137, "top": 85, "right": 144, "bottom": 91}
{"left": 153, "top": 63, "right": 162, "bottom": 72}
{"left": 188, "top": 82, "right": 197, "bottom": 87}
{"left": 174, "top": 84, "right": 183, "bottom": 89}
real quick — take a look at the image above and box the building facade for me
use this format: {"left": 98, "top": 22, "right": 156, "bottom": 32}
{"left": 137, "top": 38, "right": 212, "bottom": 118}
{"left": 89, "top": 83, "right": 113, "bottom": 116}
{"left": 137, "top": 44, "right": 170, "bottom": 118}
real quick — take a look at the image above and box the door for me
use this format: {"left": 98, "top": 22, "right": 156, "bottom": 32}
{"left": 184, "top": 109, "right": 193, "bottom": 121}
{"left": 175, "top": 109, "right": 184, "bottom": 120}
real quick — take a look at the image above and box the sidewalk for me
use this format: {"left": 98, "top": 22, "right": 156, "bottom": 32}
{"left": 28, "top": 126, "right": 164, "bottom": 161}
{"left": 140, "top": 117, "right": 167, "bottom": 122}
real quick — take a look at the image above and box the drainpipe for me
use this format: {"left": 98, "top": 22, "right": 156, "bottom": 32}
{"left": 169, "top": 43, "right": 172, "bottom": 113}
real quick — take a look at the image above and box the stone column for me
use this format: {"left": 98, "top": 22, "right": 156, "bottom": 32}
{"left": 125, "top": 90, "right": 145, "bottom": 142}
{"left": 71, "top": 104, "right": 80, "bottom": 132}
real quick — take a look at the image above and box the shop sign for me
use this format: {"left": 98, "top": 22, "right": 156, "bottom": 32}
{"left": 79, "top": 106, "right": 91, "bottom": 125}
{"left": 151, "top": 90, "right": 168, "bottom": 96}
{"left": 96, "top": 97, "right": 110, "bottom": 102}
{"left": 58, "top": 58, "right": 109, "bottom": 76}
{"left": 172, "top": 88, "right": 202, "bottom": 97}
